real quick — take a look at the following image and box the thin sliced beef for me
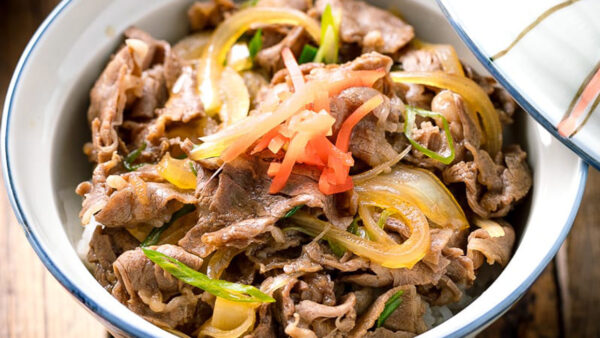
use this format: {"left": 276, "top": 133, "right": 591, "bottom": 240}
{"left": 285, "top": 313, "right": 317, "bottom": 338}
{"left": 112, "top": 245, "right": 204, "bottom": 328}
{"left": 422, "top": 229, "right": 454, "bottom": 272}
{"left": 445, "top": 255, "right": 475, "bottom": 286}
{"left": 246, "top": 304, "right": 277, "bottom": 338}
{"left": 350, "top": 285, "right": 426, "bottom": 337}
{"left": 76, "top": 153, "right": 120, "bottom": 225}
{"left": 343, "top": 261, "right": 445, "bottom": 288}
{"left": 399, "top": 49, "right": 442, "bottom": 73}
{"left": 331, "top": 87, "right": 398, "bottom": 167}
{"left": 146, "top": 65, "right": 205, "bottom": 144}
{"left": 87, "top": 227, "right": 139, "bottom": 291}
{"left": 443, "top": 145, "right": 532, "bottom": 218}
{"left": 94, "top": 172, "right": 196, "bottom": 228}
{"left": 304, "top": 241, "right": 370, "bottom": 272}
{"left": 315, "top": 0, "right": 414, "bottom": 54}
{"left": 295, "top": 293, "right": 357, "bottom": 333}
{"left": 124, "top": 27, "right": 170, "bottom": 70}
{"left": 187, "top": 0, "right": 235, "bottom": 31}
{"left": 464, "top": 64, "right": 517, "bottom": 125}
{"left": 179, "top": 156, "right": 351, "bottom": 257}
{"left": 256, "top": 26, "right": 311, "bottom": 75}
{"left": 129, "top": 65, "right": 167, "bottom": 119}
{"left": 87, "top": 41, "right": 144, "bottom": 162}
{"left": 297, "top": 273, "right": 336, "bottom": 305}
{"left": 467, "top": 222, "right": 515, "bottom": 269}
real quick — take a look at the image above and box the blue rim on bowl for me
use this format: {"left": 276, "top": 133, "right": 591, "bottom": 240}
{"left": 0, "top": 0, "right": 589, "bottom": 337}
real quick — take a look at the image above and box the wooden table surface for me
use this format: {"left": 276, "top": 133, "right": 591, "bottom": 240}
{"left": 0, "top": 1, "right": 598, "bottom": 337}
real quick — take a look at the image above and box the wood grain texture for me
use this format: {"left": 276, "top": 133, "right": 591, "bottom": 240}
{"left": 0, "top": 0, "right": 105, "bottom": 337}
{"left": 0, "top": 0, "right": 598, "bottom": 337}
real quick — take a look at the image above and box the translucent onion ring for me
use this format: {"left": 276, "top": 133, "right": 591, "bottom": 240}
{"left": 355, "top": 165, "right": 468, "bottom": 230}
{"left": 197, "top": 7, "right": 321, "bottom": 114}
{"left": 290, "top": 210, "right": 429, "bottom": 269}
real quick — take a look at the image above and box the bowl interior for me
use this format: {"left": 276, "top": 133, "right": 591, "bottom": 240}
{"left": 2, "top": 0, "right": 587, "bottom": 337}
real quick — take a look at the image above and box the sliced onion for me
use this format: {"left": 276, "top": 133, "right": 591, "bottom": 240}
{"left": 197, "top": 7, "right": 321, "bottom": 114}
{"left": 291, "top": 210, "right": 429, "bottom": 269}
{"left": 207, "top": 247, "right": 243, "bottom": 279}
{"left": 199, "top": 297, "right": 257, "bottom": 338}
{"left": 355, "top": 165, "right": 468, "bottom": 230}
{"left": 219, "top": 67, "right": 250, "bottom": 126}
{"left": 260, "top": 272, "right": 304, "bottom": 296}
{"left": 157, "top": 153, "right": 196, "bottom": 190}
{"left": 390, "top": 71, "right": 502, "bottom": 156}
{"left": 352, "top": 145, "right": 411, "bottom": 183}
{"left": 472, "top": 216, "right": 505, "bottom": 238}
{"left": 357, "top": 204, "right": 396, "bottom": 245}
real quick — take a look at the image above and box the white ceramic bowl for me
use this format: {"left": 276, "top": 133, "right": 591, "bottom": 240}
{"left": 1, "top": 0, "right": 588, "bottom": 337}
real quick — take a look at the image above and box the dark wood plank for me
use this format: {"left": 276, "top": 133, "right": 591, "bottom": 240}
{"left": 479, "top": 263, "right": 561, "bottom": 338}
{"left": 564, "top": 168, "right": 600, "bottom": 337}
{"left": 0, "top": 0, "right": 106, "bottom": 337}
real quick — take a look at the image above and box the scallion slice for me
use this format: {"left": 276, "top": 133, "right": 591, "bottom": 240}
{"left": 404, "top": 106, "right": 455, "bottom": 165}
{"left": 377, "top": 290, "right": 404, "bottom": 327}
{"left": 123, "top": 143, "right": 148, "bottom": 171}
{"left": 142, "top": 248, "right": 275, "bottom": 303}
{"left": 248, "top": 28, "right": 263, "bottom": 59}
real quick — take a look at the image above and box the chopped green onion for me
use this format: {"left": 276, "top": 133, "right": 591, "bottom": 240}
{"left": 141, "top": 205, "right": 196, "bottom": 247}
{"left": 189, "top": 162, "right": 198, "bottom": 176}
{"left": 123, "top": 143, "right": 148, "bottom": 171}
{"left": 248, "top": 29, "right": 263, "bottom": 59}
{"left": 346, "top": 218, "right": 370, "bottom": 240}
{"left": 142, "top": 248, "right": 275, "bottom": 303}
{"left": 240, "top": 0, "right": 259, "bottom": 8}
{"left": 327, "top": 239, "right": 346, "bottom": 257}
{"left": 174, "top": 153, "right": 188, "bottom": 159}
{"left": 284, "top": 205, "right": 304, "bottom": 218}
{"left": 298, "top": 44, "right": 318, "bottom": 64}
{"left": 347, "top": 216, "right": 360, "bottom": 234}
{"left": 404, "top": 106, "right": 455, "bottom": 165}
{"left": 376, "top": 209, "right": 393, "bottom": 229}
{"left": 314, "top": 4, "right": 340, "bottom": 64}
{"left": 377, "top": 290, "right": 404, "bottom": 327}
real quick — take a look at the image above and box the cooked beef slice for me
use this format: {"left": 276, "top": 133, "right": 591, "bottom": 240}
{"left": 443, "top": 145, "right": 532, "bottom": 218}
{"left": 295, "top": 293, "right": 357, "bottom": 333}
{"left": 76, "top": 153, "right": 120, "bottom": 225}
{"left": 467, "top": 222, "right": 515, "bottom": 269}
{"left": 112, "top": 245, "right": 204, "bottom": 329}
{"left": 314, "top": 0, "right": 414, "bottom": 54}
{"left": 87, "top": 42, "right": 142, "bottom": 163}
{"left": 399, "top": 49, "right": 442, "bottom": 72}
{"left": 179, "top": 156, "right": 351, "bottom": 257}
{"left": 94, "top": 173, "right": 196, "bottom": 228}
{"left": 145, "top": 65, "right": 205, "bottom": 144}
{"left": 87, "top": 226, "right": 139, "bottom": 291}
{"left": 331, "top": 87, "right": 398, "bottom": 167}
{"left": 187, "top": 0, "right": 235, "bottom": 32}
{"left": 350, "top": 285, "right": 426, "bottom": 337}
{"left": 256, "top": 26, "right": 311, "bottom": 75}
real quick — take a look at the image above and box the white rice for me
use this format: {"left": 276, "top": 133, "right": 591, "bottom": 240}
{"left": 76, "top": 216, "right": 101, "bottom": 263}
